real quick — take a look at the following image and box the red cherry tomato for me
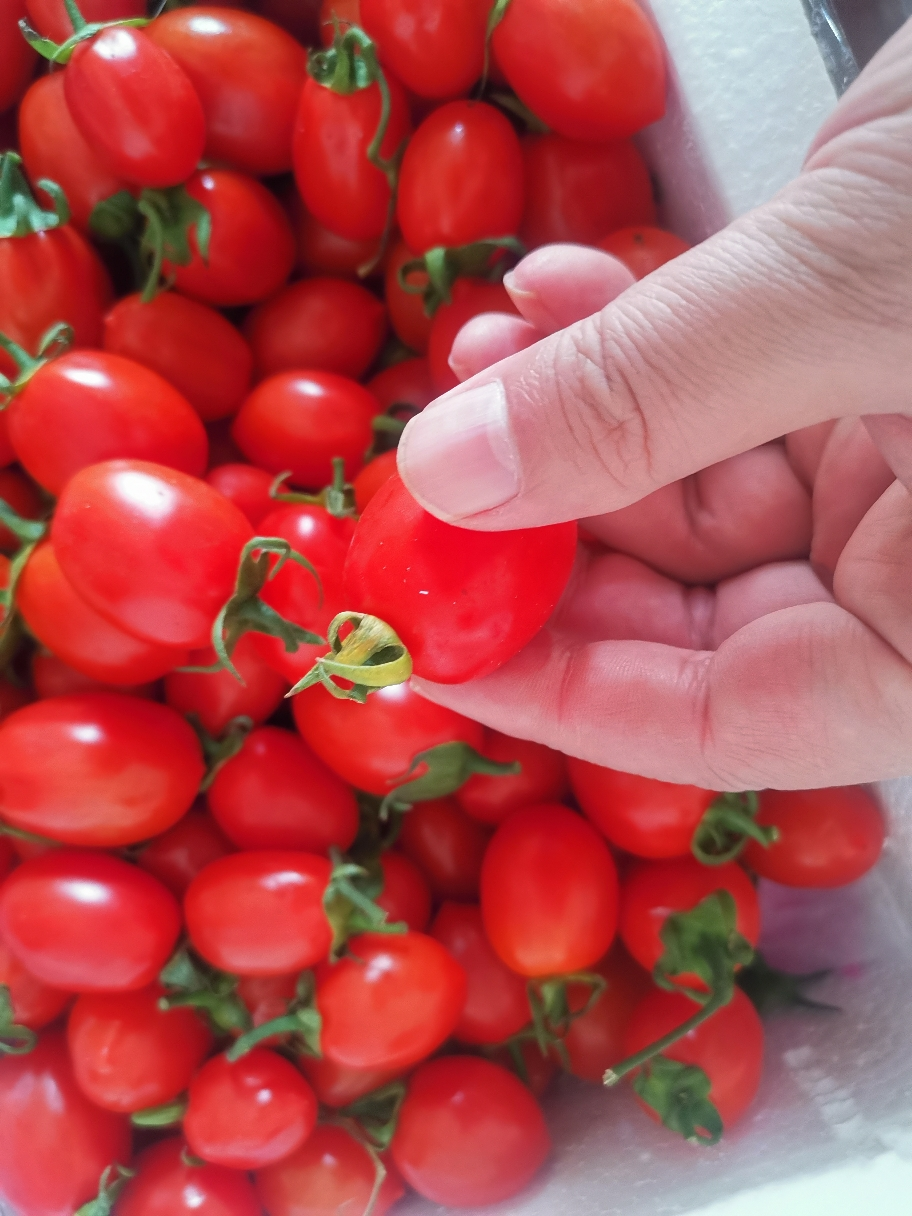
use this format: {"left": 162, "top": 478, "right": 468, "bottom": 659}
{"left": 207, "top": 725, "right": 359, "bottom": 853}
{"left": 619, "top": 857, "right": 761, "bottom": 976}
{"left": 104, "top": 292, "right": 253, "bottom": 424}
{"left": 185, "top": 1049, "right": 318, "bottom": 1170}
{"left": 625, "top": 986, "right": 764, "bottom": 1132}
{"left": 31, "top": 649, "right": 156, "bottom": 701}
{"left": 367, "top": 354, "right": 435, "bottom": 412}
{"left": 398, "top": 797, "right": 490, "bottom": 901}
{"left": 561, "top": 945, "right": 651, "bottom": 1083}
{"left": 743, "top": 786, "right": 885, "bottom": 888}
{"left": 345, "top": 473, "right": 577, "bottom": 682}
{"left": 597, "top": 226, "right": 691, "bottom": 278}
{"left": 255, "top": 1123, "right": 404, "bottom": 1216}
{"left": 385, "top": 238, "right": 432, "bottom": 352}
{"left": 52, "top": 459, "right": 255, "bottom": 649}
{"left": 431, "top": 902, "right": 529, "bottom": 1045}
{"left": 244, "top": 277, "right": 387, "bottom": 381}
{"left": 289, "top": 193, "right": 382, "bottom": 278}
{"left": 165, "top": 634, "right": 288, "bottom": 737}
{"left": 300, "top": 1055, "right": 402, "bottom": 1108}
{"left": 0, "top": 932, "right": 72, "bottom": 1029}
{"left": 482, "top": 804, "right": 619, "bottom": 977}
{"left": 119, "top": 1137, "right": 262, "bottom": 1216}
{"left": 0, "top": 465, "right": 43, "bottom": 553}
{"left": 293, "top": 69, "right": 412, "bottom": 241}
{"left": 0, "top": 692, "right": 204, "bottom": 846}
{"left": 397, "top": 101, "right": 524, "bottom": 254}
{"left": 0, "top": 850, "right": 182, "bottom": 991}
{"left": 205, "top": 463, "right": 276, "bottom": 526}
{"left": 391, "top": 1055, "right": 550, "bottom": 1207}
{"left": 427, "top": 277, "right": 518, "bottom": 391}
{"left": 0, "top": 0, "right": 36, "bottom": 114}
{"left": 0, "top": 1033, "right": 131, "bottom": 1216}
{"left": 136, "top": 808, "right": 234, "bottom": 898}
{"left": 353, "top": 449, "right": 398, "bottom": 513}
{"left": 457, "top": 728, "right": 568, "bottom": 826}
{"left": 292, "top": 680, "right": 484, "bottom": 796}
{"left": 493, "top": 0, "right": 666, "bottom": 141}
{"left": 185, "top": 851, "right": 334, "bottom": 975}
{"left": 67, "top": 983, "right": 212, "bottom": 1113}
{"left": 361, "top": 0, "right": 489, "bottom": 98}
{"left": 26, "top": 0, "right": 144, "bottom": 43}
{"left": 146, "top": 8, "right": 307, "bottom": 177}
{"left": 376, "top": 850, "right": 432, "bottom": 933}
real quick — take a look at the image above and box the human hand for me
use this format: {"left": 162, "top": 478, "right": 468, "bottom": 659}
{"left": 396, "top": 22, "right": 912, "bottom": 790}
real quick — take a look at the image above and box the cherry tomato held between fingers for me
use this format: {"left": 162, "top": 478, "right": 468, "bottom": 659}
{"left": 597, "top": 225, "right": 692, "bottom": 278}
{"left": 117, "top": 1137, "right": 263, "bottom": 1216}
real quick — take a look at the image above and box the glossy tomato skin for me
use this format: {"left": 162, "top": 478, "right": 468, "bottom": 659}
{"left": 165, "top": 634, "right": 288, "bottom": 736}
{"left": 0, "top": 0, "right": 36, "bottom": 114}
{"left": 289, "top": 193, "right": 382, "bottom": 278}
{"left": 391, "top": 1056, "right": 550, "bottom": 1207}
{"left": 0, "top": 465, "right": 44, "bottom": 553}
{"left": 185, "top": 851, "right": 333, "bottom": 975}
{"left": 0, "top": 693, "right": 204, "bottom": 846}
{"left": 619, "top": 857, "right": 761, "bottom": 975}
{"left": 345, "top": 473, "right": 578, "bottom": 682}
{"left": 147, "top": 8, "right": 307, "bottom": 177}
{"left": 561, "top": 945, "right": 650, "bottom": 1083}
{"left": 360, "top": 0, "right": 488, "bottom": 98}
{"left": 520, "top": 133, "right": 656, "bottom": 249}
{"left": 0, "top": 850, "right": 182, "bottom": 991}
{"left": 185, "top": 1049, "right": 318, "bottom": 1170}
{"left": 118, "top": 1137, "right": 262, "bottom": 1216}
{"left": 377, "top": 850, "right": 432, "bottom": 931}
{"left": 137, "top": 808, "right": 234, "bottom": 897}
{"left": 493, "top": 0, "right": 666, "bottom": 141}
{"left": 625, "top": 986, "right": 764, "bottom": 1131}
{"left": 244, "top": 277, "right": 387, "bottom": 381}
{"left": 482, "top": 804, "right": 619, "bottom": 977}
{"left": 353, "top": 448, "right": 398, "bottom": 513}
{"left": 52, "top": 459, "right": 255, "bottom": 650}
{"left": 398, "top": 797, "right": 490, "bottom": 900}
{"left": 385, "top": 237, "right": 432, "bottom": 352}
{"left": 293, "top": 70, "right": 412, "bottom": 241}
{"left": 458, "top": 729, "right": 568, "bottom": 826}
{"left": 301, "top": 1055, "right": 402, "bottom": 1108}
{"left": 207, "top": 726, "right": 359, "bottom": 853}
{"left": 568, "top": 759, "right": 716, "bottom": 859}
{"left": 0, "top": 933, "right": 72, "bottom": 1029}
{"left": 316, "top": 931, "right": 466, "bottom": 1070}
{"left": 26, "top": 0, "right": 144, "bottom": 42}
{"left": 431, "top": 902, "right": 529, "bottom": 1045}
{"left": 398, "top": 101, "right": 524, "bottom": 253}
{"left": 104, "top": 293, "right": 254, "bottom": 423}
{"left": 427, "top": 277, "right": 518, "bottom": 392}
{"left": 0, "top": 1033, "right": 132, "bottom": 1216}
{"left": 65, "top": 27, "right": 206, "bottom": 188}
{"left": 597, "top": 225, "right": 691, "bottom": 278}
{"left": 743, "top": 786, "right": 886, "bottom": 888}
{"left": 292, "top": 680, "right": 484, "bottom": 796}
{"left": 67, "top": 983, "right": 212, "bottom": 1113}
{"left": 205, "top": 463, "right": 275, "bottom": 525}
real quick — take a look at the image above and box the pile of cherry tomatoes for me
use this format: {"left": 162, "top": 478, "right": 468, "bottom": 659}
{"left": 0, "top": 0, "right": 890, "bottom": 1211}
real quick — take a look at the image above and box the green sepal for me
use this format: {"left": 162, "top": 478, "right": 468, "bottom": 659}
{"left": 138, "top": 186, "right": 212, "bottom": 303}
{"left": 269, "top": 459, "right": 357, "bottom": 519}
{"left": 226, "top": 970, "right": 322, "bottom": 1061}
{"left": 525, "top": 970, "right": 606, "bottom": 1066}
{"left": 737, "top": 950, "right": 839, "bottom": 1016}
{"left": 398, "top": 236, "right": 525, "bottom": 317}
{"left": 89, "top": 190, "right": 141, "bottom": 243}
{"left": 0, "top": 322, "right": 74, "bottom": 405}
{"left": 287, "top": 612, "right": 411, "bottom": 703}
{"left": 186, "top": 713, "right": 254, "bottom": 793}
{"left": 158, "top": 945, "right": 251, "bottom": 1035}
{"left": 479, "top": 0, "right": 512, "bottom": 94}
{"left": 0, "top": 497, "right": 47, "bottom": 546}
{"left": 485, "top": 90, "right": 550, "bottom": 134}
{"left": 19, "top": 7, "right": 150, "bottom": 65}
{"left": 0, "top": 984, "right": 37, "bottom": 1056}
{"left": 380, "top": 741, "right": 520, "bottom": 817}
{"left": 0, "top": 493, "right": 50, "bottom": 671}
{"left": 74, "top": 1164, "right": 135, "bottom": 1216}
{"left": 130, "top": 1096, "right": 188, "bottom": 1127}
{"left": 339, "top": 1080, "right": 407, "bottom": 1151}
{"left": 632, "top": 1055, "right": 723, "bottom": 1146}
{"left": 0, "top": 153, "right": 70, "bottom": 238}
{"left": 692, "top": 791, "right": 778, "bottom": 866}
{"left": 323, "top": 847, "right": 406, "bottom": 960}
{"left": 654, "top": 890, "right": 755, "bottom": 1007}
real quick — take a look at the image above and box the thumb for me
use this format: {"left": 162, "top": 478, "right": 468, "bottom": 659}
{"left": 398, "top": 24, "right": 912, "bottom": 530}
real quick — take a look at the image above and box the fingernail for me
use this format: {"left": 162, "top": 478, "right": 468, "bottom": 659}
{"left": 398, "top": 380, "right": 519, "bottom": 521}
{"left": 503, "top": 269, "right": 535, "bottom": 302}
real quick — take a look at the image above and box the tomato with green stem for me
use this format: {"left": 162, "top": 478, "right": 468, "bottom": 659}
{"left": 427, "top": 276, "right": 518, "bottom": 392}
{"left": 25, "top": 0, "right": 144, "bottom": 44}
{"left": 561, "top": 945, "right": 651, "bottom": 1083}
{"left": 0, "top": 466, "right": 43, "bottom": 555}
{"left": 166, "top": 633, "right": 287, "bottom": 736}
{"left": 0, "top": 933, "right": 72, "bottom": 1030}
{"left": 360, "top": 0, "right": 489, "bottom": 98}
{"left": 136, "top": 809, "right": 234, "bottom": 898}
{"left": 398, "top": 797, "right": 490, "bottom": 901}
{"left": 376, "top": 850, "right": 432, "bottom": 933}
{"left": 597, "top": 226, "right": 691, "bottom": 278}
{"left": 118, "top": 1137, "right": 262, "bottom": 1216}
{"left": 300, "top": 1055, "right": 403, "bottom": 1108}
{"left": 205, "top": 464, "right": 275, "bottom": 526}
{"left": 385, "top": 238, "right": 432, "bottom": 352}
{"left": 458, "top": 730, "right": 568, "bottom": 826}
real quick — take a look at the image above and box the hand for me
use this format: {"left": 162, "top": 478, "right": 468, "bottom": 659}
{"left": 396, "top": 22, "right": 912, "bottom": 790}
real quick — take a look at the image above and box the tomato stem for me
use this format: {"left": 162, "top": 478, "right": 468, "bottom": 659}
{"left": 268, "top": 459, "right": 358, "bottom": 519}
{"left": 480, "top": 0, "right": 512, "bottom": 94}
{"left": 604, "top": 989, "right": 727, "bottom": 1087}
{"left": 692, "top": 791, "right": 778, "bottom": 866}
{"left": 398, "top": 236, "right": 525, "bottom": 316}
{"left": 287, "top": 612, "right": 412, "bottom": 702}
{"left": 324, "top": 847, "right": 407, "bottom": 960}
{"left": 0, "top": 153, "right": 70, "bottom": 239}
{"left": 19, "top": 12, "right": 150, "bottom": 64}
{"left": 379, "top": 741, "right": 520, "bottom": 818}
{"left": 130, "top": 1096, "right": 188, "bottom": 1127}
{"left": 185, "top": 713, "right": 254, "bottom": 792}
{"left": 74, "top": 1164, "right": 135, "bottom": 1216}
{"left": 0, "top": 984, "right": 37, "bottom": 1056}
{"left": 226, "top": 970, "right": 322, "bottom": 1061}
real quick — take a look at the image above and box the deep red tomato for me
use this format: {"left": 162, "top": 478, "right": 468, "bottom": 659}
{"left": 300, "top": 1055, "right": 402, "bottom": 1108}
{"left": 26, "top": 0, "right": 144, "bottom": 42}
{"left": 207, "top": 725, "right": 359, "bottom": 853}
{"left": 0, "top": 692, "right": 204, "bottom": 846}
{"left": 0, "top": 932, "right": 72, "bottom": 1029}
{"left": 0, "top": 465, "right": 43, "bottom": 554}
{"left": 427, "top": 277, "right": 519, "bottom": 391}
{"left": 289, "top": 193, "right": 382, "bottom": 278}
{"left": 0, "top": 850, "right": 182, "bottom": 990}
{"left": 398, "top": 797, "right": 490, "bottom": 901}
{"left": 0, "top": 0, "right": 36, "bottom": 114}
{"left": 367, "top": 354, "right": 435, "bottom": 412}
{"left": 0, "top": 1033, "right": 131, "bottom": 1216}
{"left": 361, "top": 0, "right": 489, "bottom": 98}
{"left": 457, "top": 728, "right": 568, "bottom": 826}
{"left": 397, "top": 101, "right": 524, "bottom": 254}
{"left": 625, "top": 986, "right": 764, "bottom": 1132}
{"left": 482, "top": 804, "right": 619, "bottom": 977}
{"left": 385, "top": 237, "right": 432, "bottom": 352}
{"left": 31, "top": 649, "right": 156, "bottom": 700}
{"left": 597, "top": 226, "right": 691, "bottom": 278}
{"left": 431, "top": 902, "right": 529, "bottom": 1045}
{"left": 391, "top": 1056, "right": 550, "bottom": 1207}
{"left": 185, "top": 851, "right": 334, "bottom": 975}
{"left": 104, "top": 292, "right": 254, "bottom": 423}
{"left": 256, "top": 1124, "right": 404, "bottom": 1216}
{"left": 493, "top": 0, "right": 666, "bottom": 141}
{"left": 146, "top": 8, "right": 307, "bottom": 177}
{"left": 353, "top": 449, "right": 398, "bottom": 513}
{"left": 119, "top": 1137, "right": 262, "bottom": 1216}
{"left": 744, "top": 786, "right": 885, "bottom": 888}
{"left": 52, "top": 459, "right": 255, "bottom": 649}
{"left": 293, "top": 69, "right": 412, "bottom": 241}
{"left": 244, "top": 277, "right": 387, "bottom": 381}
{"left": 185, "top": 1049, "right": 318, "bottom": 1170}
{"left": 292, "top": 680, "right": 484, "bottom": 796}
{"left": 568, "top": 759, "right": 717, "bottom": 859}
{"left": 137, "top": 808, "right": 234, "bottom": 898}
{"left": 165, "top": 633, "right": 287, "bottom": 736}
{"left": 169, "top": 170, "right": 296, "bottom": 307}
{"left": 561, "top": 945, "right": 651, "bottom": 1083}
{"left": 0, "top": 413, "right": 13, "bottom": 466}
{"left": 619, "top": 857, "right": 761, "bottom": 975}
{"left": 344, "top": 473, "right": 578, "bottom": 683}
{"left": 205, "top": 463, "right": 276, "bottom": 526}
{"left": 68, "top": 983, "right": 212, "bottom": 1113}
{"left": 376, "top": 850, "right": 432, "bottom": 932}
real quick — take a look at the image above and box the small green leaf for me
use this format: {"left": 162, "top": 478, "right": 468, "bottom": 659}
{"left": 74, "top": 1164, "right": 135, "bottom": 1216}
{"left": 185, "top": 713, "right": 254, "bottom": 792}
{"left": 692, "top": 791, "right": 778, "bottom": 866}
{"left": 287, "top": 612, "right": 411, "bottom": 703}
{"left": 131, "top": 1096, "right": 187, "bottom": 1127}
{"left": 226, "top": 970, "right": 322, "bottom": 1061}
{"left": 0, "top": 984, "right": 37, "bottom": 1056}
{"left": 398, "top": 236, "right": 525, "bottom": 317}
{"left": 339, "top": 1080, "right": 407, "bottom": 1151}
{"left": 323, "top": 848, "right": 406, "bottom": 960}
{"left": 737, "top": 951, "right": 839, "bottom": 1016}
{"left": 655, "top": 890, "right": 755, "bottom": 1006}
{"left": 0, "top": 153, "right": 68, "bottom": 238}
{"left": 89, "top": 190, "right": 140, "bottom": 243}
{"left": 632, "top": 1055, "right": 723, "bottom": 1146}
{"left": 158, "top": 946, "right": 251, "bottom": 1035}
{"left": 380, "top": 741, "right": 520, "bottom": 817}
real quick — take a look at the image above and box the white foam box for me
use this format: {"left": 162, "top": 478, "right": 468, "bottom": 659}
{"left": 402, "top": 3, "right": 912, "bottom": 1214}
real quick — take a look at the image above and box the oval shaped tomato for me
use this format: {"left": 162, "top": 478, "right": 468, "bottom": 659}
{"left": 0, "top": 1033, "right": 131, "bottom": 1216}
{"left": 244, "top": 277, "right": 387, "bottom": 381}
{"left": 743, "top": 786, "right": 885, "bottom": 888}
{"left": 0, "top": 932, "right": 72, "bottom": 1029}
{"left": 26, "top": 0, "right": 144, "bottom": 43}
{"left": 289, "top": 193, "right": 382, "bottom": 279}
{"left": 185, "top": 851, "right": 333, "bottom": 975}
{"left": 0, "top": 0, "right": 36, "bottom": 114}
{"left": 457, "top": 729, "right": 568, "bottom": 826}
{"left": 398, "top": 797, "right": 490, "bottom": 901}
{"left": 345, "top": 473, "right": 577, "bottom": 683}
{"left": 300, "top": 1055, "right": 402, "bottom": 1109}
{"left": 561, "top": 945, "right": 650, "bottom": 1083}
{"left": 146, "top": 8, "right": 307, "bottom": 177}
{"left": 353, "top": 449, "right": 398, "bottom": 513}
{"left": 136, "top": 808, "right": 234, "bottom": 898}
{"left": 493, "top": 0, "right": 666, "bottom": 141}
{"left": 426, "top": 276, "right": 518, "bottom": 392}
{"left": 67, "top": 983, "right": 212, "bottom": 1113}
{"left": 0, "top": 850, "right": 182, "bottom": 991}
{"left": 597, "top": 225, "right": 691, "bottom": 278}
{"left": 376, "top": 850, "right": 432, "bottom": 933}
{"left": 385, "top": 237, "right": 432, "bottom": 352}
{"left": 52, "top": 459, "right": 255, "bottom": 649}
{"left": 391, "top": 1056, "right": 550, "bottom": 1207}
{"left": 316, "top": 931, "right": 466, "bottom": 1070}
{"left": 118, "top": 1136, "right": 262, "bottom": 1216}
{"left": 482, "top": 804, "right": 619, "bottom": 977}
{"left": 0, "top": 465, "right": 44, "bottom": 554}
{"left": 165, "top": 633, "right": 287, "bottom": 737}
{"left": 205, "top": 463, "right": 276, "bottom": 526}
{"left": 360, "top": 0, "right": 488, "bottom": 98}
